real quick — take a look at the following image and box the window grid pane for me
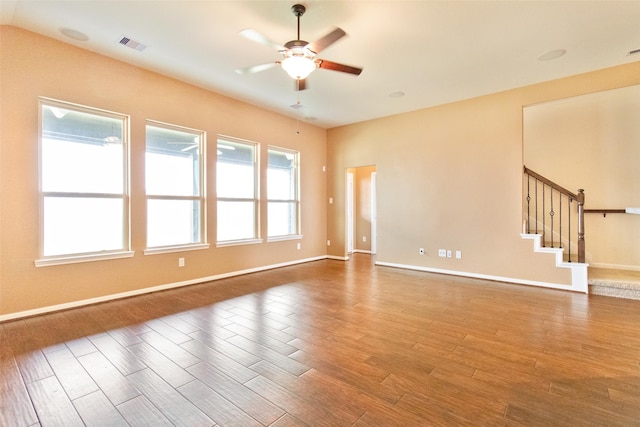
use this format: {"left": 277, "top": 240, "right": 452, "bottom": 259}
{"left": 268, "top": 201, "right": 298, "bottom": 237}
{"left": 217, "top": 200, "right": 257, "bottom": 241}
{"left": 147, "top": 199, "right": 201, "bottom": 247}
{"left": 40, "top": 99, "right": 128, "bottom": 258}
{"left": 43, "top": 197, "right": 124, "bottom": 256}
{"left": 42, "top": 138, "right": 123, "bottom": 194}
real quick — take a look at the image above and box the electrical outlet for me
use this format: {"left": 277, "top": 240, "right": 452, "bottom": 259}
{"left": 178, "top": 257, "right": 185, "bottom": 267}
{"left": 363, "top": 236, "right": 366, "bottom": 242}
{"left": 327, "top": 240, "right": 331, "bottom": 246}
{"left": 297, "top": 242, "right": 301, "bottom": 250}
{"left": 447, "top": 250, "right": 452, "bottom": 258}
{"left": 456, "top": 250, "right": 462, "bottom": 259}
{"left": 438, "top": 249, "right": 446, "bottom": 257}
{"left": 419, "top": 248, "right": 425, "bottom": 255}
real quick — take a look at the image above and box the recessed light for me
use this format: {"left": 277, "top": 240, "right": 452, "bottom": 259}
{"left": 59, "top": 28, "right": 89, "bottom": 42}
{"left": 537, "top": 49, "right": 566, "bottom": 61}
{"left": 388, "top": 91, "right": 405, "bottom": 98}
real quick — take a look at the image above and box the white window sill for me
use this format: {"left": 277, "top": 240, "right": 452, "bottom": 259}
{"left": 144, "top": 243, "right": 210, "bottom": 256}
{"left": 216, "top": 238, "right": 263, "bottom": 248}
{"left": 35, "top": 251, "right": 135, "bottom": 267}
{"left": 267, "top": 234, "right": 303, "bottom": 243}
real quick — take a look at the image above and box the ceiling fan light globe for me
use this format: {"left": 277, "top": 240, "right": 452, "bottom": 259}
{"left": 281, "top": 56, "right": 316, "bottom": 80}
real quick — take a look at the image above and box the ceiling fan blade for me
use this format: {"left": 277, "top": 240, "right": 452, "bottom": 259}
{"left": 235, "top": 62, "right": 278, "bottom": 75}
{"left": 295, "top": 78, "right": 307, "bottom": 91}
{"left": 316, "top": 59, "right": 363, "bottom": 76}
{"left": 239, "top": 29, "right": 286, "bottom": 51}
{"left": 306, "top": 27, "right": 346, "bottom": 54}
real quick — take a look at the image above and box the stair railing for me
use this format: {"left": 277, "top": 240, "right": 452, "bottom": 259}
{"left": 523, "top": 166, "right": 585, "bottom": 263}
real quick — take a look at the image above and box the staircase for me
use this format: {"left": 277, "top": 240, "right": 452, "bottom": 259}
{"left": 522, "top": 166, "right": 587, "bottom": 292}
{"left": 523, "top": 166, "right": 640, "bottom": 299}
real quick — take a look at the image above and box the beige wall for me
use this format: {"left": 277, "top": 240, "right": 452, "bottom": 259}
{"left": 0, "top": 27, "right": 327, "bottom": 317}
{"left": 524, "top": 85, "right": 640, "bottom": 270}
{"left": 327, "top": 61, "right": 640, "bottom": 285}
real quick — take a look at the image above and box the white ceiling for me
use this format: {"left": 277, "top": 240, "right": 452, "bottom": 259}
{"left": 2, "top": 0, "right": 639, "bottom": 128}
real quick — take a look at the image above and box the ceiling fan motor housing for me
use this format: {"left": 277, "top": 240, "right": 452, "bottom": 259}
{"left": 285, "top": 40, "right": 309, "bottom": 50}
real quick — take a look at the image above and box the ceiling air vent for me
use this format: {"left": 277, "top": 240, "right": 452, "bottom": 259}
{"left": 118, "top": 36, "right": 147, "bottom": 51}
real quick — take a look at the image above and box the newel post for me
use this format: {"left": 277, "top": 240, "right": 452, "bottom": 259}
{"left": 577, "top": 189, "right": 585, "bottom": 263}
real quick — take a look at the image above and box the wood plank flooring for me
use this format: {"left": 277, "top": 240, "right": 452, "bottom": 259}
{"left": 2, "top": 254, "right": 640, "bottom": 426}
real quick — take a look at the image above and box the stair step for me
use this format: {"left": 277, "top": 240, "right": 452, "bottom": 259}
{"left": 589, "top": 278, "right": 640, "bottom": 300}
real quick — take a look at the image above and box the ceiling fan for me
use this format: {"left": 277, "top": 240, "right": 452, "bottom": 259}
{"left": 235, "top": 3, "right": 363, "bottom": 90}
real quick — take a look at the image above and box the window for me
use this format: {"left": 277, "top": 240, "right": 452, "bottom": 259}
{"left": 145, "top": 122, "right": 206, "bottom": 251}
{"left": 216, "top": 137, "right": 259, "bottom": 244}
{"left": 37, "top": 98, "right": 131, "bottom": 265}
{"left": 267, "top": 147, "right": 300, "bottom": 239}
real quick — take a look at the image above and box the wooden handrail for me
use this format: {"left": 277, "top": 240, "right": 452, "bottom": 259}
{"left": 585, "top": 209, "right": 626, "bottom": 216}
{"left": 523, "top": 166, "right": 577, "bottom": 199}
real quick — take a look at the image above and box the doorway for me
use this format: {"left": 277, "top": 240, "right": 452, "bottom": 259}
{"left": 346, "top": 166, "right": 377, "bottom": 255}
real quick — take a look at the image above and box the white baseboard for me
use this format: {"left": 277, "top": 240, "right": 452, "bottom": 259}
{"left": 375, "top": 261, "right": 579, "bottom": 293}
{"left": 0, "top": 255, "right": 328, "bottom": 322}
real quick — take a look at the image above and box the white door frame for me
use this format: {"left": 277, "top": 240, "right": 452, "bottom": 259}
{"left": 371, "top": 171, "right": 377, "bottom": 255}
{"left": 346, "top": 172, "right": 354, "bottom": 254}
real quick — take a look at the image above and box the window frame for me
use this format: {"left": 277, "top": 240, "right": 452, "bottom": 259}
{"left": 216, "top": 135, "right": 262, "bottom": 247}
{"left": 267, "top": 146, "right": 301, "bottom": 241}
{"left": 35, "top": 97, "right": 133, "bottom": 267}
{"left": 143, "top": 120, "right": 209, "bottom": 255}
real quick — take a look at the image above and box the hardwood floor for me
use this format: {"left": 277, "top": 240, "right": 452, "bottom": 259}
{"left": 2, "top": 254, "right": 640, "bottom": 426}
